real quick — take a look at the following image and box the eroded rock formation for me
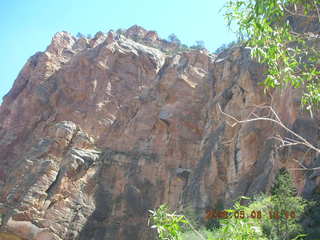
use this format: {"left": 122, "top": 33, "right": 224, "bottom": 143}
{"left": 0, "top": 25, "right": 319, "bottom": 240}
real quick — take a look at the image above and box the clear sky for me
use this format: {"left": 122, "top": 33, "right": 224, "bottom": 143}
{"left": 0, "top": 0, "right": 235, "bottom": 103}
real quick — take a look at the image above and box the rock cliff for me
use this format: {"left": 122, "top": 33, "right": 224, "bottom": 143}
{"left": 0, "top": 25, "right": 319, "bottom": 240}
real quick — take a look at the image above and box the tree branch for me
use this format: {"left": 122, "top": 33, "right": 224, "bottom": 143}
{"left": 217, "top": 104, "right": 320, "bottom": 171}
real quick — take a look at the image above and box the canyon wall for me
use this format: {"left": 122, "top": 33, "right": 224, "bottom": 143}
{"left": 0, "top": 25, "right": 319, "bottom": 240}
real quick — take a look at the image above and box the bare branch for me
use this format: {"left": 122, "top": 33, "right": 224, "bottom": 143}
{"left": 217, "top": 104, "right": 320, "bottom": 171}
{"left": 292, "top": 158, "right": 308, "bottom": 170}
{"left": 288, "top": 166, "right": 320, "bottom": 171}
{"left": 217, "top": 104, "right": 319, "bottom": 153}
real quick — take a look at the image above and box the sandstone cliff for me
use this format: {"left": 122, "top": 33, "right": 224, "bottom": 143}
{"left": 0, "top": 25, "right": 319, "bottom": 240}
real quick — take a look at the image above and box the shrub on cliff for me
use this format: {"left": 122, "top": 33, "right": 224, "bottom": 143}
{"left": 168, "top": 33, "right": 181, "bottom": 45}
{"left": 214, "top": 40, "right": 239, "bottom": 54}
{"left": 76, "top": 32, "right": 85, "bottom": 38}
{"left": 190, "top": 40, "right": 206, "bottom": 50}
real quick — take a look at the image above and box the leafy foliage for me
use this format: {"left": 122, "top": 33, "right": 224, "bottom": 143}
{"left": 76, "top": 32, "right": 92, "bottom": 39}
{"left": 214, "top": 40, "right": 240, "bottom": 54}
{"left": 181, "top": 229, "right": 214, "bottom": 240}
{"left": 190, "top": 40, "right": 206, "bottom": 50}
{"left": 209, "top": 198, "right": 268, "bottom": 240}
{"left": 266, "top": 169, "right": 308, "bottom": 239}
{"left": 149, "top": 170, "right": 310, "bottom": 240}
{"left": 224, "top": 0, "right": 320, "bottom": 113}
{"left": 76, "top": 32, "right": 85, "bottom": 38}
{"left": 149, "top": 204, "right": 189, "bottom": 240}
{"left": 168, "top": 33, "right": 182, "bottom": 45}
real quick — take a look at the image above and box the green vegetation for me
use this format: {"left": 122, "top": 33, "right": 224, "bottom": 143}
{"left": 76, "top": 32, "right": 92, "bottom": 39}
{"left": 149, "top": 169, "right": 310, "bottom": 240}
{"left": 190, "top": 40, "right": 206, "bottom": 50}
{"left": 168, "top": 33, "right": 182, "bottom": 45}
{"left": 224, "top": 0, "right": 320, "bottom": 114}
{"left": 148, "top": 205, "right": 195, "bottom": 240}
{"left": 76, "top": 32, "right": 85, "bottom": 38}
{"left": 267, "top": 169, "right": 307, "bottom": 239}
{"left": 167, "top": 34, "right": 206, "bottom": 52}
{"left": 214, "top": 40, "right": 239, "bottom": 54}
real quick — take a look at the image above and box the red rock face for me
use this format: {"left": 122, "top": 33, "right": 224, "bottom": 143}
{"left": 0, "top": 26, "right": 319, "bottom": 240}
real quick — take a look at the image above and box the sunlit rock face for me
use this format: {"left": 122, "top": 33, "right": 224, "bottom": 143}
{"left": 0, "top": 25, "right": 319, "bottom": 240}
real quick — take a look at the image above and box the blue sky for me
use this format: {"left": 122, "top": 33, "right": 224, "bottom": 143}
{"left": 0, "top": 0, "right": 235, "bottom": 103}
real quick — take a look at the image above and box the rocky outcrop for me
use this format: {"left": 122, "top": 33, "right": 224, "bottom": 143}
{"left": 0, "top": 25, "right": 319, "bottom": 240}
